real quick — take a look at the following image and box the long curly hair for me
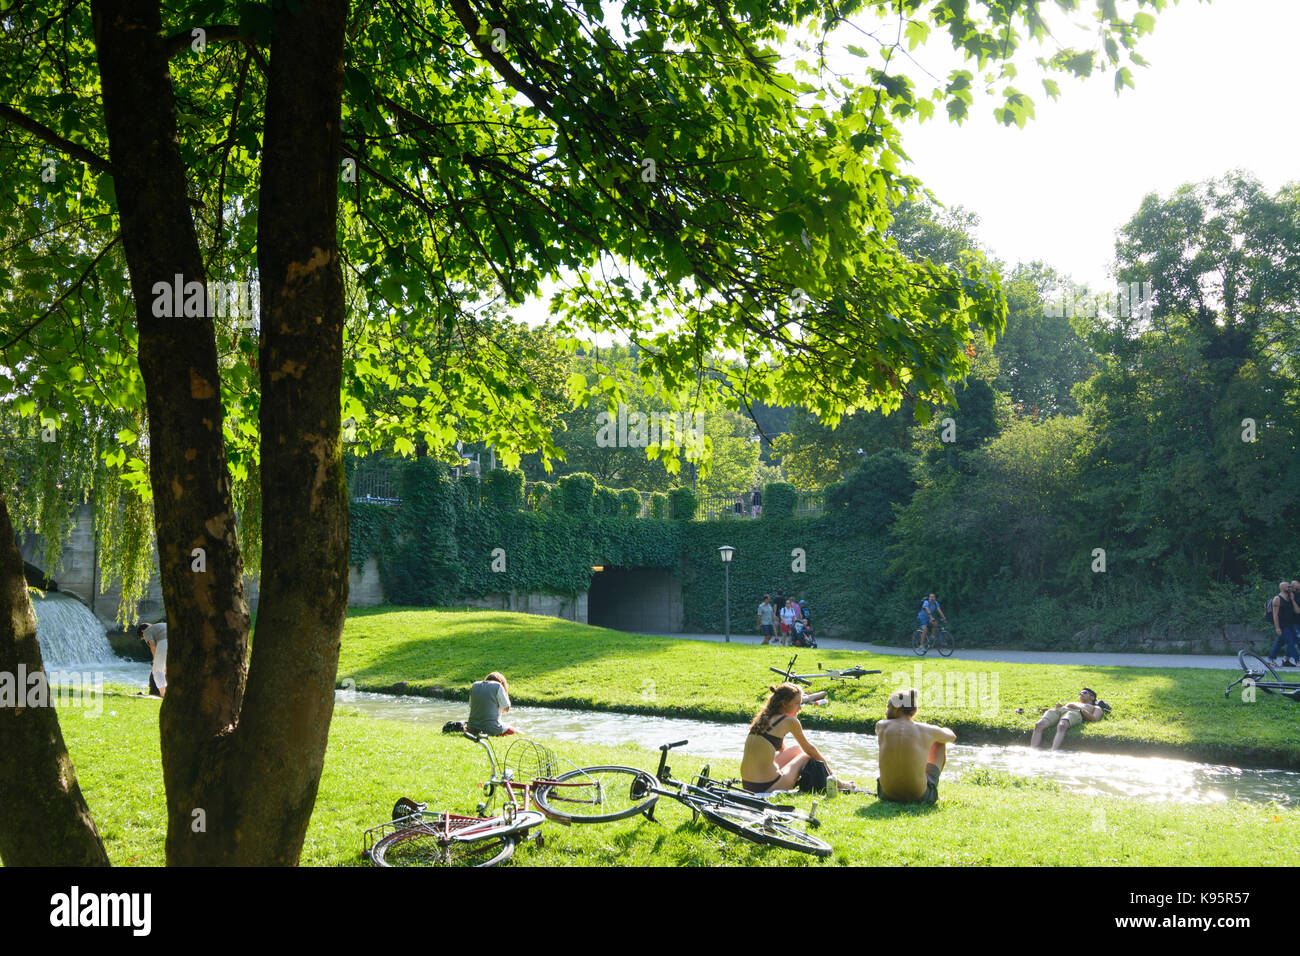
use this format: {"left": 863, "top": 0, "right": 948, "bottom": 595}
{"left": 749, "top": 683, "right": 802, "bottom": 736}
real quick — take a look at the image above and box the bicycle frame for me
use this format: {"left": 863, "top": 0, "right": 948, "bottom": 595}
{"left": 771, "top": 654, "right": 881, "bottom": 686}
{"left": 639, "top": 740, "right": 815, "bottom": 824}
{"left": 1223, "top": 674, "right": 1300, "bottom": 700}
{"left": 462, "top": 731, "right": 599, "bottom": 823}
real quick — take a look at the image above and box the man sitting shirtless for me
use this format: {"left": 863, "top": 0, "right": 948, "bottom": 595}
{"left": 875, "top": 688, "right": 956, "bottom": 804}
{"left": 1030, "top": 687, "right": 1110, "bottom": 750}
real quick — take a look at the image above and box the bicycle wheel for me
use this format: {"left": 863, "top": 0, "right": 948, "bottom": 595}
{"left": 697, "top": 804, "right": 832, "bottom": 858}
{"left": 936, "top": 628, "right": 954, "bottom": 657}
{"left": 1238, "top": 649, "right": 1282, "bottom": 691}
{"left": 911, "top": 629, "right": 927, "bottom": 655}
{"left": 534, "top": 766, "right": 658, "bottom": 823}
{"left": 371, "top": 826, "right": 516, "bottom": 868}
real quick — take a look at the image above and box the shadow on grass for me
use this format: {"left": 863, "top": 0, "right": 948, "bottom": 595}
{"left": 854, "top": 800, "right": 942, "bottom": 819}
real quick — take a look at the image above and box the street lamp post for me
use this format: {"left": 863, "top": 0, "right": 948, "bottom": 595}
{"left": 718, "top": 545, "right": 735, "bottom": 643}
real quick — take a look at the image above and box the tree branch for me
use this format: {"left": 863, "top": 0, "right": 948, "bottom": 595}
{"left": 445, "top": 0, "right": 554, "bottom": 114}
{"left": 0, "top": 105, "right": 112, "bottom": 175}
{"left": 165, "top": 24, "right": 257, "bottom": 59}
{"left": 0, "top": 236, "right": 121, "bottom": 354}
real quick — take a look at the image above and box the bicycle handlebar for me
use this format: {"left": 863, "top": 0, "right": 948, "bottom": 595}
{"left": 660, "top": 739, "right": 689, "bottom": 751}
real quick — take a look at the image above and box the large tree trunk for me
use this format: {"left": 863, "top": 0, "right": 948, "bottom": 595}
{"left": 0, "top": 496, "right": 110, "bottom": 867}
{"left": 223, "top": 0, "right": 351, "bottom": 865}
{"left": 93, "top": 0, "right": 251, "bottom": 866}
{"left": 92, "top": 0, "right": 347, "bottom": 865}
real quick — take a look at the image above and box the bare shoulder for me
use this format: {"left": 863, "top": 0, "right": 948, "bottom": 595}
{"left": 917, "top": 720, "right": 956, "bottom": 741}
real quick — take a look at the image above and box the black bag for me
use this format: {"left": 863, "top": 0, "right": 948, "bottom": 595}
{"left": 441, "top": 720, "right": 468, "bottom": 735}
{"left": 1266, "top": 596, "right": 1276, "bottom": 625}
{"left": 797, "top": 759, "right": 830, "bottom": 793}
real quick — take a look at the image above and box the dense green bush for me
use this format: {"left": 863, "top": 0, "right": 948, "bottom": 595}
{"left": 826, "top": 449, "right": 918, "bottom": 533}
{"left": 668, "top": 486, "right": 697, "bottom": 520}
{"left": 556, "top": 473, "right": 596, "bottom": 515}
{"left": 380, "top": 458, "right": 462, "bottom": 604}
{"left": 525, "top": 481, "right": 552, "bottom": 512}
{"left": 594, "top": 486, "right": 622, "bottom": 516}
{"left": 619, "top": 488, "right": 643, "bottom": 517}
{"left": 457, "top": 474, "right": 480, "bottom": 508}
{"left": 761, "top": 481, "right": 797, "bottom": 519}
{"left": 483, "top": 468, "right": 524, "bottom": 511}
{"left": 678, "top": 517, "right": 893, "bottom": 638}
{"left": 650, "top": 492, "right": 669, "bottom": 519}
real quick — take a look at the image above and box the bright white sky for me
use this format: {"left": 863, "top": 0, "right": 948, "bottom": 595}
{"left": 892, "top": 0, "right": 1300, "bottom": 288}
{"left": 514, "top": 0, "right": 1299, "bottom": 326}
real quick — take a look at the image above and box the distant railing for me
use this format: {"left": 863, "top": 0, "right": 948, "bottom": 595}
{"left": 795, "top": 491, "right": 824, "bottom": 516}
{"left": 699, "top": 488, "right": 824, "bottom": 520}
{"left": 350, "top": 461, "right": 402, "bottom": 505}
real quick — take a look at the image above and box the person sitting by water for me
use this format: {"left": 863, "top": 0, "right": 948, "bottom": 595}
{"left": 1029, "top": 687, "right": 1110, "bottom": 750}
{"left": 875, "top": 688, "right": 955, "bottom": 804}
{"left": 136, "top": 621, "right": 168, "bottom": 698}
{"left": 467, "top": 671, "right": 515, "bottom": 737}
{"left": 741, "top": 682, "right": 845, "bottom": 793}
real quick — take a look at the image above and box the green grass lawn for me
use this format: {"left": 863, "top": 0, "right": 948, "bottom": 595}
{"left": 60, "top": 690, "right": 1300, "bottom": 867}
{"left": 335, "top": 606, "right": 1300, "bottom": 769}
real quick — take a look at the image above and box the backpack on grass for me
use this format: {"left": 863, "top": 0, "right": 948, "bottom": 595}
{"left": 797, "top": 759, "right": 830, "bottom": 794}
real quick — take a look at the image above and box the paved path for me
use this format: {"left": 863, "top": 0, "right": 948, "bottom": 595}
{"left": 644, "top": 632, "right": 1242, "bottom": 670}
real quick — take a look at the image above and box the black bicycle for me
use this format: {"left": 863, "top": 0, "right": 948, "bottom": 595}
{"left": 912, "top": 622, "right": 954, "bottom": 657}
{"left": 1223, "top": 648, "right": 1300, "bottom": 701}
{"left": 534, "top": 740, "right": 832, "bottom": 857}
{"left": 770, "top": 653, "right": 881, "bottom": 686}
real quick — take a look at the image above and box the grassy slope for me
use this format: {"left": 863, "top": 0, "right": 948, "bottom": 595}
{"left": 62, "top": 692, "right": 1299, "bottom": 867}
{"left": 335, "top": 607, "right": 1300, "bottom": 769}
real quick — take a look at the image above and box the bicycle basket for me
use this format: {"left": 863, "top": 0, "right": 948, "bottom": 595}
{"left": 505, "top": 738, "right": 558, "bottom": 780}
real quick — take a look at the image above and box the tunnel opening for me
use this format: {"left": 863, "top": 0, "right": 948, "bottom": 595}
{"left": 586, "top": 566, "right": 683, "bottom": 634}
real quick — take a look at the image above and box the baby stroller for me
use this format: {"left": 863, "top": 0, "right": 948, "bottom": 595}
{"left": 791, "top": 619, "right": 816, "bottom": 648}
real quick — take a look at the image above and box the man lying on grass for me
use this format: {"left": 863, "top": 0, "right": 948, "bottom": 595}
{"left": 1030, "top": 688, "right": 1110, "bottom": 751}
{"left": 875, "top": 688, "right": 956, "bottom": 804}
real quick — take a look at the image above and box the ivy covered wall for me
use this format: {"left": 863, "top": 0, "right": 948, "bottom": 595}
{"left": 349, "top": 460, "right": 895, "bottom": 639}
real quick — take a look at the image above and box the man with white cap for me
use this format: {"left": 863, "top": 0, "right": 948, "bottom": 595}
{"left": 875, "top": 687, "right": 955, "bottom": 804}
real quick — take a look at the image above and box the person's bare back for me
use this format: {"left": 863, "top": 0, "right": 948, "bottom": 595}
{"left": 875, "top": 691, "right": 956, "bottom": 803}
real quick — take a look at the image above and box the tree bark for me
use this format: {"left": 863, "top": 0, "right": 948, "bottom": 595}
{"left": 93, "top": 0, "right": 350, "bottom": 865}
{"left": 93, "top": 0, "right": 251, "bottom": 864}
{"left": 224, "top": 0, "right": 351, "bottom": 865}
{"left": 0, "top": 496, "right": 110, "bottom": 867}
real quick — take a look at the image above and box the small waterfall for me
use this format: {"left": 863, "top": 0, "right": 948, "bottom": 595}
{"left": 31, "top": 592, "right": 120, "bottom": 668}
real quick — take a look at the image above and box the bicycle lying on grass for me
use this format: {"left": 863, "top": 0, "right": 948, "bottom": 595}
{"left": 1224, "top": 649, "right": 1300, "bottom": 701}
{"left": 912, "top": 623, "right": 954, "bottom": 657}
{"left": 535, "top": 739, "right": 833, "bottom": 857}
{"left": 363, "top": 733, "right": 563, "bottom": 868}
{"left": 770, "top": 653, "right": 882, "bottom": 687}
{"left": 362, "top": 798, "right": 546, "bottom": 867}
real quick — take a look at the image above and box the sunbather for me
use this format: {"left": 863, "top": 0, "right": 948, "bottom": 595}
{"left": 1030, "top": 687, "right": 1110, "bottom": 750}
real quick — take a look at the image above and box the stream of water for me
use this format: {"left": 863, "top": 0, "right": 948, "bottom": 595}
{"left": 64, "top": 654, "right": 1300, "bottom": 808}
{"left": 338, "top": 691, "right": 1300, "bottom": 808}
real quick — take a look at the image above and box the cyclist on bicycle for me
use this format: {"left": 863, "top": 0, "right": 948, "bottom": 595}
{"left": 916, "top": 592, "right": 946, "bottom": 651}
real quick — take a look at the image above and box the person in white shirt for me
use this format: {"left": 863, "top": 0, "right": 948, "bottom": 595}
{"left": 778, "top": 602, "right": 795, "bottom": 646}
{"left": 136, "top": 622, "right": 168, "bottom": 697}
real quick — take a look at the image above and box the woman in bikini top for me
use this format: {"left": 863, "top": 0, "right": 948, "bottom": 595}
{"left": 740, "top": 682, "right": 834, "bottom": 793}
